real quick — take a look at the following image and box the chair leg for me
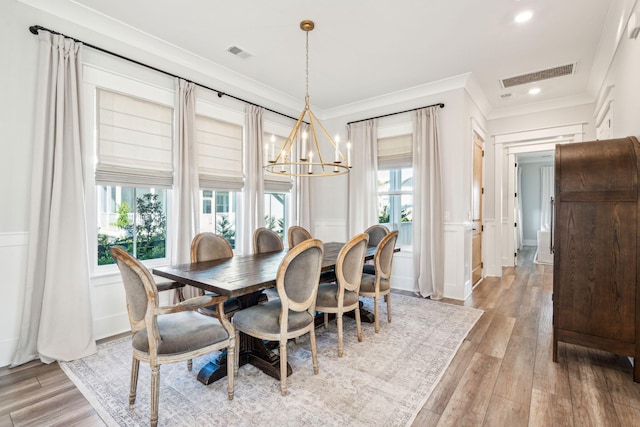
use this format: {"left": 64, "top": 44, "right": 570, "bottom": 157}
{"left": 309, "top": 329, "right": 319, "bottom": 375}
{"left": 150, "top": 365, "right": 160, "bottom": 427}
{"left": 129, "top": 357, "right": 140, "bottom": 404}
{"left": 279, "top": 339, "right": 288, "bottom": 396}
{"left": 234, "top": 330, "right": 239, "bottom": 375}
{"left": 227, "top": 335, "right": 235, "bottom": 400}
{"left": 386, "top": 294, "right": 392, "bottom": 323}
{"left": 337, "top": 313, "right": 344, "bottom": 357}
{"left": 374, "top": 296, "right": 380, "bottom": 333}
{"left": 355, "top": 307, "right": 363, "bottom": 343}
{"left": 324, "top": 312, "right": 329, "bottom": 329}
{"left": 187, "top": 359, "right": 192, "bottom": 371}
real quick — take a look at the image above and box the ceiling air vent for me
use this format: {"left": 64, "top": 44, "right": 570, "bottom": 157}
{"left": 226, "top": 45, "right": 252, "bottom": 59}
{"left": 500, "top": 63, "right": 576, "bottom": 89}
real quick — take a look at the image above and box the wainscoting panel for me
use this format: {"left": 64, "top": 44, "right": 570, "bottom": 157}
{"left": 0, "top": 232, "right": 28, "bottom": 367}
{"left": 443, "top": 223, "right": 472, "bottom": 300}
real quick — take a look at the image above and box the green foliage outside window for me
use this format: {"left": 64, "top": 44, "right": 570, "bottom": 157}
{"left": 216, "top": 215, "right": 236, "bottom": 248}
{"left": 97, "top": 192, "right": 167, "bottom": 265}
{"left": 265, "top": 214, "right": 285, "bottom": 238}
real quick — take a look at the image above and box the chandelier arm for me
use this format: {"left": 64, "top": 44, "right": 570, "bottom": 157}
{"left": 308, "top": 109, "right": 346, "bottom": 163}
{"left": 307, "top": 115, "right": 328, "bottom": 172}
{"left": 277, "top": 108, "right": 307, "bottom": 162}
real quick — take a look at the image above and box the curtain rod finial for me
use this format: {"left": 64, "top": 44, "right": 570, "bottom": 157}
{"left": 29, "top": 25, "right": 40, "bottom": 35}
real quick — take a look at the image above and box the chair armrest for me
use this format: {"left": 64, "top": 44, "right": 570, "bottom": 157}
{"left": 155, "top": 295, "right": 227, "bottom": 315}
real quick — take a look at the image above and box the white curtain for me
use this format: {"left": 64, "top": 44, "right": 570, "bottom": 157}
{"left": 412, "top": 107, "right": 444, "bottom": 299}
{"left": 295, "top": 124, "right": 313, "bottom": 231}
{"left": 540, "top": 166, "right": 554, "bottom": 230}
{"left": 172, "top": 80, "right": 200, "bottom": 299}
{"left": 347, "top": 120, "right": 378, "bottom": 236}
{"left": 12, "top": 31, "right": 96, "bottom": 366}
{"left": 241, "top": 105, "right": 265, "bottom": 254}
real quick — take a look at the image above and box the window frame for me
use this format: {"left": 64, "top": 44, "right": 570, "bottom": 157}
{"left": 83, "top": 64, "right": 176, "bottom": 275}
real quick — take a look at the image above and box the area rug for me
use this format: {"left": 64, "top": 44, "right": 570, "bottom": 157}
{"left": 60, "top": 294, "right": 482, "bottom": 427}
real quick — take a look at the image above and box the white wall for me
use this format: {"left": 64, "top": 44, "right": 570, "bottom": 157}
{"left": 519, "top": 161, "right": 553, "bottom": 245}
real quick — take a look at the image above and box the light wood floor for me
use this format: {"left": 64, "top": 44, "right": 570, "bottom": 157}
{"left": 2, "top": 246, "right": 639, "bottom": 426}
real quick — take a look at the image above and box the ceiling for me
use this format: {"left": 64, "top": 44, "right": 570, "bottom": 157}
{"left": 27, "top": 0, "right": 616, "bottom": 118}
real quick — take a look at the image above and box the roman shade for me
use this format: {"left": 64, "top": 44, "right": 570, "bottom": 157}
{"left": 378, "top": 134, "right": 412, "bottom": 169}
{"left": 96, "top": 89, "right": 174, "bottom": 187}
{"left": 196, "top": 115, "right": 244, "bottom": 191}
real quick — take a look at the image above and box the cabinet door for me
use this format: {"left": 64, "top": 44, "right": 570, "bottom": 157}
{"left": 554, "top": 201, "right": 636, "bottom": 343}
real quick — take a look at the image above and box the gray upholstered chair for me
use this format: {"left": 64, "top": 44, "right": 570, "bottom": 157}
{"left": 191, "top": 232, "right": 233, "bottom": 262}
{"left": 232, "top": 239, "right": 324, "bottom": 396}
{"left": 315, "top": 233, "right": 369, "bottom": 356}
{"left": 359, "top": 230, "right": 398, "bottom": 333}
{"left": 110, "top": 246, "right": 235, "bottom": 427}
{"left": 363, "top": 224, "right": 390, "bottom": 274}
{"left": 287, "top": 225, "right": 312, "bottom": 249}
{"left": 253, "top": 227, "right": 284, "bottom": 253}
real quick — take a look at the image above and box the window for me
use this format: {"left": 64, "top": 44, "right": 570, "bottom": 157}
{"left": 264, "top": 192, "right": 287, "bottom": 239}
{"left": 263, "top": 132, "right": 293, "bottom": 240}
{"left": 377, "top": 134, "right": 413, "bottom": 246}
{"left": 199, "top": 190, "right": 239, "bottom": 249}
{"left": 195, "top": 115, "right": 243, "bottom": 249}
{"left": 97, "top": 187, "right": 168, "bottom": 265}
{"left": 94, "top": 88, "right": 174, "bottom": 265}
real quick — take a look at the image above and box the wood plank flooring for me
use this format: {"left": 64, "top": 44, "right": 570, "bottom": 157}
{"left": 1, "top": 246, "right": 639, "bottom": 426}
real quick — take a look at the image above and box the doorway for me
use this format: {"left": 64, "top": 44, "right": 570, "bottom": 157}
{"left": 495, "top": 123, "right": 584, "bottom": 267}
{"left": 471, "top": 131, "right": 483, "bottom": 285}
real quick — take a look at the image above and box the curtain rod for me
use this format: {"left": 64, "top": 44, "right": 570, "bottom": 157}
{"left": 28, "top": 25, "right": 303, "bottom": 123}
{"left": 346, "top": 102, "right": 445, "bottom": 125}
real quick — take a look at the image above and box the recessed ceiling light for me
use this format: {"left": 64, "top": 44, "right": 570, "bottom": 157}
{"left": 515, "top": 10, "right": 534, "bottom": 23}
{"left": 528, "top": 87, "right": 541, "bottom": 95}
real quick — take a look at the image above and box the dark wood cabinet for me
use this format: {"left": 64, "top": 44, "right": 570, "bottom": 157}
{"left": 553, "top": 136, "right": 640, "bottom": 382}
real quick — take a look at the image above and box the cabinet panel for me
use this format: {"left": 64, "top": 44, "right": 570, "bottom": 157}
{"left": 553, "top": 136, "right": 640, "bottom": 382}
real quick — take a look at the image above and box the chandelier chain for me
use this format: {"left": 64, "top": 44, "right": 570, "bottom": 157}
{"left": 305, "top": 30, "right": 309, "bottom": 104}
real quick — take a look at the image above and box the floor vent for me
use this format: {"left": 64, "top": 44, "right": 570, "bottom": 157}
{"left": 500, "top": 63, "right": 576, "bottom": 88}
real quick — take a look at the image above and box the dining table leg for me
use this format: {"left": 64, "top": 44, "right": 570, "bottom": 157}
{"left": 196, "top": 291, "right": 292, "bottom": 385}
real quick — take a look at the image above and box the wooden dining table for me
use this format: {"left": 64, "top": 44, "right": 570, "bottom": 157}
{"left": 152, "top": 241, "right": 382, "bottom": 385}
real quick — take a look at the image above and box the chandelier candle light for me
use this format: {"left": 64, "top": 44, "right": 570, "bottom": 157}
{"left": 263, "top": 20, "right": 351, "bottom": 177}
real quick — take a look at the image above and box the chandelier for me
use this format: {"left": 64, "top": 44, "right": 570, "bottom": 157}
{"left": 264, "top": 20, "right": 351, "bottom": 177}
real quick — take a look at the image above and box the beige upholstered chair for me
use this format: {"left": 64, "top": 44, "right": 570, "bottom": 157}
{"left": 359, "top": 230, "right": 398, "bottom": 333}
{"left": 233, "top": 239, "right": 324, "bottom": 395}
{"left": 363, "top": 224, "right": 390, "bottom": 274}
{"left": 253, "top": 227, "right": 284, "bottom": 253}
{"left": 315, "top": 233, "right": 369, "bottom": 356}
{"left": 110, "top": 246, "right": 235, "bottom": 427}
{"left": 287, "top": 225, "right": 312, "bottom": 249}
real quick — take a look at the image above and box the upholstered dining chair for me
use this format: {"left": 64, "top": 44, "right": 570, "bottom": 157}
{"left": 110, "top": 246, "right": 235, "bottom": 427}
{"left": 287, "top": 225, "right": 312, "bottom": 249}
{"left": 253, "top": 227, "right": 284, "bottom": 253}
{"left": 359, "top": 230, "right": 398, "bottom": 333}
{"left": 363, "top": 224, "right": 390, "bottom": 274}
{"left": 315, "top": 233, "right": 369, "bottom": 357}
{"left": 232, "top": 239, "right": 324, "bottom": 396}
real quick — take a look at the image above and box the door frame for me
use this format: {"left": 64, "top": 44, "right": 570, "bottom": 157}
{"left": 494, "top": 123, "right": 584, "bottom": 267}
{"left": 471, "top": 119, "right": 486, "bottom": 285}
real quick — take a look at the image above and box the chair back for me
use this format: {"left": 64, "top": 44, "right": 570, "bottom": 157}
{"left": 365, "top": 224, "right": 390, "bottom": 247}
{"left": 276, "top": 239, "right": 323, "bottom": 315}
{"left": 110, "top": 246, "right": 156, "bottom": 335}
{"left": 253, "top": 227, "right": 284, "bottom": 254}
{"left": 191, "top": 232, "right": 233, "bottom": 262}
{"left": 287, "top": 225, "right": 312, "bottom": 249}
{"left": 375, "top": 230, "right": 399, "bottom": 279}
{"left": 337, "top": 233, "right": 369, "bottom": 293}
